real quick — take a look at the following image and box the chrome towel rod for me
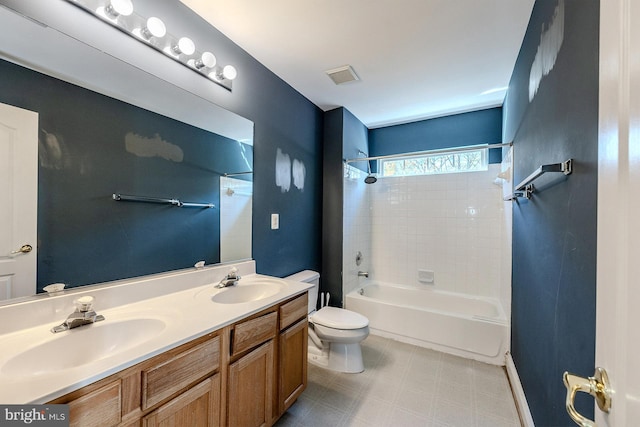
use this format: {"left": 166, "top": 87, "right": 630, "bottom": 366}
{"left": 112, "top": 193, "right": 215, "bottom": 209}
{"left": 223, "top": 171, "right": 253, "bottom": 177}
{"left": 504, "top": 159, "right": 572, "bottom": 201}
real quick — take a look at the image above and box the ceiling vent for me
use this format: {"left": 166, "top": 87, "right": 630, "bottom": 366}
{"left": 325, "top": 65, "right": 360, "bottom": 85}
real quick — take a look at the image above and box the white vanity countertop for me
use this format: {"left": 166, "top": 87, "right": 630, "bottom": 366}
{"left": 0, "top": 261, "right": 312, "bottom": 404}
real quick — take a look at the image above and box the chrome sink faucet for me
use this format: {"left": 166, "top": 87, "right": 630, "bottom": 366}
{"left": 51, "top": 296, "right": 105, "bottom": 333}
{"left": 216, "top": 266, "right": 241, "bottom": 288}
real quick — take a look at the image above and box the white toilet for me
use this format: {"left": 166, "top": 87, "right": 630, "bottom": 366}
{"left": 286, "top": 270, "right": 369, "bottom": 373}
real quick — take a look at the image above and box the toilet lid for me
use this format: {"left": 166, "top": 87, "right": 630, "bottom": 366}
{"left": 310, "top": 307, "right": 369, "bottom": 330}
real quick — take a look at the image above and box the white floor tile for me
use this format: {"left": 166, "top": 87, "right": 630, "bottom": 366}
{"left": 276, "top": 336, "right": 522, "bottom": 427}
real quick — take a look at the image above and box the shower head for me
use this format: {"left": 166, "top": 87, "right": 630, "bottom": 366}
{"left": 364, "top": 174, "right": 377, "bottom": 184}
{"left": 364, "top": 156, "right": 377, "bottom": 184}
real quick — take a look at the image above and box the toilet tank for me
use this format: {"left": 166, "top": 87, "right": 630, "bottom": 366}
{"left": 285, "top": 270, "right": 319, "bottom": 314}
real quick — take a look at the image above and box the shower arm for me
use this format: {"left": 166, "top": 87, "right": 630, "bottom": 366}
{"left": 356, "top": 149, "right": 375, "bottom": 175}
{"left": 357, "top": 150, "right": 378, "bottom": 183}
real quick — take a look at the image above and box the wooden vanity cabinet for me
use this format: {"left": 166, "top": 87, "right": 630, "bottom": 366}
{"left": 277, "top": 293, "right": 308, "bottom": 415}
{"left": 227, "top": 340, "right": 275, "bottom": 426}
{"left": 225, "top": 309, "right": 277, "bottom": 427}
{"left": 224, "top": 292, "right": 308, "bottom": 427}
{"left": 140, "top": 334, "right": 221, "bottom": 427}
{"left": 49, "top": 291, "right": 309, "bottom": 427}
{"left": 49, "top": 331, "right": 222, "bottom": 427}
{"left": 278, "top": 318, "right": 308, "bottom": 414}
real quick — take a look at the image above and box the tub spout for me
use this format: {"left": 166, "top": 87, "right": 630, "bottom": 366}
{"left": 358, "top": 271, "right": 369, "bottom": 278}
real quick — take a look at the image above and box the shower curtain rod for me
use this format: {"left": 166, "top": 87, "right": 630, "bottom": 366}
{"left": 344, "top": 142, "right": 513, "bottom": 164}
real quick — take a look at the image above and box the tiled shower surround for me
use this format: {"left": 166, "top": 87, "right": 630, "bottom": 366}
{"left": 343, "top": 166, "right": 373, "bottom": 297}
{"left": 220, "top": 176, "right": 252, "bottom": 262}
{"left": 343, "top": 163, "right": 511, "bottom": 307}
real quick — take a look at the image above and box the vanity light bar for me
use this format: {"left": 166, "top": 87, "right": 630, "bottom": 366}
{"left": 64, "top": 0, "right": 237, "bottom": 91}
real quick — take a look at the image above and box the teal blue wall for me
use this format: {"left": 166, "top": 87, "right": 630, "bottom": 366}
{"left": 504, "top": 1, "right": 599, "bottom": 425}
{"left": 164, "top": 2, "right": 324, "bottom": 279}
{"left": 369, "top": 107, "right": 504, "bottom": 165}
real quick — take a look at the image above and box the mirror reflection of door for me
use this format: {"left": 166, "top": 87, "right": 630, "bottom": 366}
{"left": 0, "top": 103, "right": 38, "bottom": 300}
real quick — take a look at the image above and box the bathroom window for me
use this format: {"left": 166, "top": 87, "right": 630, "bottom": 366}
{"left": 379, "top": 147, "right": 488, "bottom": 177}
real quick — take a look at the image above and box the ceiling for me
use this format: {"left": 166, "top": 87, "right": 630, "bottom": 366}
{"left": 180, "top": 0, "right": 535, "bottom": 129}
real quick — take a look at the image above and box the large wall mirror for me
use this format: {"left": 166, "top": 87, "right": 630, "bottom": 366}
{"left": 0, "top": 2, "right": 253, "bottom": 302}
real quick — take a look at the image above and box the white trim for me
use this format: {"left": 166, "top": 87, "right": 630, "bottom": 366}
{"left": 505, "top": 352, "right": 535, "bottom": 427}
{"left": 595, "top": 0, "right": 639, "bottom": 425}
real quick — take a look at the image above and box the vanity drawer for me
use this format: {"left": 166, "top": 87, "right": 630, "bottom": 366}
{"left": 279, "top": 292, "right": 308, "bottom": 330}
{"left": 141, "top": 334, "right": 220, "bottom": 410}
{"left": 49, "top": 375, "right": 124, "bottom": 427}
{"left": 231, "top": 311, "right": 277, "bottom": 356}
{"left": 68, "top": 380, "right": 122, "bottom": 427}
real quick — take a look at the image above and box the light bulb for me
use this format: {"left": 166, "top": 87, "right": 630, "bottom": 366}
{"left": 105, "top": 0, "right": 133, "bottom": 17}
{"left": 172, "top": 37, "right": 195, "bottom": 56}
{"left": 195, "top": 52, "right": 216, "bottom": 69}
{"left": 141, "top": 17, "right": 166, "bottom": 39}
{"left": 222, "top": 65, "right": 237, "bottom": 80}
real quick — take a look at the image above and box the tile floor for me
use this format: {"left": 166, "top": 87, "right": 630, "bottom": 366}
{"left": 275, "top": 335, "right": 521, "bottom": 427}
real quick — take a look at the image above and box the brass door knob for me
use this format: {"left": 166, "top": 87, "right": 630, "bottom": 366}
{"left": 11, "top": 244, "right": 33, "bottom": 254}
{"left": 563, "top": 367, "right": 612, "bottom": 427}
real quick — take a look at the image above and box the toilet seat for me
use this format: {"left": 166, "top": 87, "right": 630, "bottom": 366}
{"left": 310, "top": 306, "right": 369, "bottom": 330}
{"left": 312, "top": 322, "right": 370, "bottom": 343}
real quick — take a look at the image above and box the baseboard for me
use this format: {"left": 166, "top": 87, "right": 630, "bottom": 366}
{"left": 505, "top": 352, "right": 535, "bottom": 427}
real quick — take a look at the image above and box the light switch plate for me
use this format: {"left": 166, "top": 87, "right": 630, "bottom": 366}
{"left": 271, "top": 213, "right": 279, "bottom": 230}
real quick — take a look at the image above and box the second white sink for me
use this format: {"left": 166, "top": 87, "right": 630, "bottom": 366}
{"left": 194, "top": 277, "right": 287, "bottom": 304}
{"left": 212, "top": 283, "right": 283, "bottom": 304}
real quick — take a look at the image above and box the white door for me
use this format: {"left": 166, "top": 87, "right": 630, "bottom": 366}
{"left": 570, "top": 0, "right": 640, "bottom": 425}
{"left": 0, "top": 103, "right": 38, "bottom": 300}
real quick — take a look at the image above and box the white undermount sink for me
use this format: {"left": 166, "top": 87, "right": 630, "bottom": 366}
{"left": 1, "top": 317, "right": 167, "bottom": 376}
{"left": 204, "top": 277, "right": 287, "bottom": 304}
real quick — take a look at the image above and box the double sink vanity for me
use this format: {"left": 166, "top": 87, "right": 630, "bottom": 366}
{"left": 0, "top": 261, "right": 311, "bottom": 426}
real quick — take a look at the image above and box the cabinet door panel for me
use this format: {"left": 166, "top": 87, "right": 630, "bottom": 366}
{"left": 228, "top": 340, "right": 274, "bottom": 427}
{"left": 279, "top": 318, "right": 308, "bottom": 414}
{"left": 142, "top": 374, "right": 220, "bottom": 427}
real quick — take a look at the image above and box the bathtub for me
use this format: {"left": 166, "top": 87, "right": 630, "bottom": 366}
{"left": 345, "top": 282, "right": 509, "bottom": 365}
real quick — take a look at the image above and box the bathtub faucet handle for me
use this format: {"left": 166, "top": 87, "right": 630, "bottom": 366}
{"left": 358, "top": 271, "right": 369, "bottom": 278}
